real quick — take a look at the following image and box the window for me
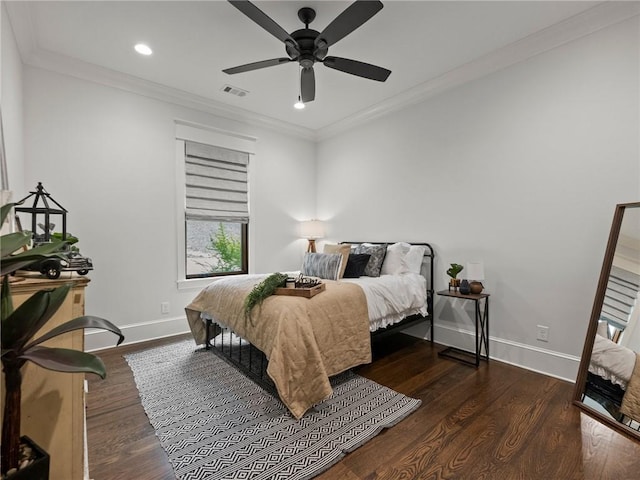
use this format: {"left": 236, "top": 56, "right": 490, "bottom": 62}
{"left": 184, "top": 141, "right": 249, "bottom": 279}
{"left": 600, "top": 265, "right": 640, "bottom": 342}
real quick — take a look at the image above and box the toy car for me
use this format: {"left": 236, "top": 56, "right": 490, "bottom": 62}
{"left": 23, "top": 248, "right": 93, "bottom": 279}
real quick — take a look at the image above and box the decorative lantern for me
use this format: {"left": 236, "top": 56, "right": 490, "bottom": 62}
{"left": 15, "top": 182, "right": 67, "bottom": 245}
{"left": 13, "top": 182, "right": 93, "bottom": 279}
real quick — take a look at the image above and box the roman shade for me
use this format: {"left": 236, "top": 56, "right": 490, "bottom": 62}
{"left": 601, "top": 265, "right": 640, "bottom": 333}
{"left": 185, "top": 141, "right": 249, "bottom": 223}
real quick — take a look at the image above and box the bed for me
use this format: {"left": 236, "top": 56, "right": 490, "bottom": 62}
{"left": 185, "top": 242, "right": 434, "bottom": 419}
{"left": 586, "top": 333, "right": 640, "bottom": 426}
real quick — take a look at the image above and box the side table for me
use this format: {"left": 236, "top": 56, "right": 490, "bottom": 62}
{"left": 436, "top": 289, "right": 490, "bottom": 367}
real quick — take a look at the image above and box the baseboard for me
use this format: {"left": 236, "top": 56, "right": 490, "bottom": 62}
{"left": 86, "top": 315, "right": 582, "bottom": 382}
{"left": 85, "top": 316, "right": 190, "bottom": 352}
{"left": 403, "top": 323, "right": 581, "bottom": 383}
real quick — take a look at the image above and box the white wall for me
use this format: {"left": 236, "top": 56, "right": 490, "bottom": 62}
{"left": 317, "top": 17, "right": 640, "bottom": 380}
{"left": 10, "top": 10, "right": 640, "bottom": 380}
{"left": 1, "top": 2, "right": 25, "bottom": 195}
{"left": 22, "top": 67, "right": 317, "bottom": 350}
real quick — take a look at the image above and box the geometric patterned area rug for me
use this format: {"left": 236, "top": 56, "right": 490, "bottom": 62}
{"left": 125, "top": 340, "right": 421, "bottom": 480}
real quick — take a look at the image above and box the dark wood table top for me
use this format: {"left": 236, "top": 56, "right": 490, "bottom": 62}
{"left": 436, "top": 289, "right": 490, "bottom": 300}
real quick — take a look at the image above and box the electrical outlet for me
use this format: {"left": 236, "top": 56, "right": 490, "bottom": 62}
{"left": 161, "top": 302, "right": 170, "bottom": 314}
{"left": 536, "top": 325, "right": 549, "bottom": 342}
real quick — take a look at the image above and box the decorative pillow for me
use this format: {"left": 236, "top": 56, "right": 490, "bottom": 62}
{"left": 354, "top": 244, "right": 387, "bottom": 277}
{"left": 323, "top": 243, "right": 351, "bottom": 279}
{"left": 405, "top": 245, "right": 426, "bottom": 274}
{"left": 380, "top": 242, "right": 411, "bottom": 275}
{"left": 301, "top": 253, "right": 342, "bottom": 280}
{"left": 343, "top": 254, "right": 371, "bottom": 278}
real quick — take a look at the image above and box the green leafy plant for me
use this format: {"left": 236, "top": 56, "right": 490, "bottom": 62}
{"left": 51, "top": 231, "right": 80, "bottom": 252}
{"left": 50, "top": 232, "right": 78, "bottom": 244}
{"left": 208, "top": 223, "right": 241, "bottom": 272}
{"left": 243, "top": 272, "right": 288, "bottom": 318}
{"left": 0, "top": 205, "right": 69, "bottom": 277}
{"left": 1, "top": 203, "right": 124, "bottom": 476}
{"left": 446, "top": 263, "right": 464, "bottom": 279}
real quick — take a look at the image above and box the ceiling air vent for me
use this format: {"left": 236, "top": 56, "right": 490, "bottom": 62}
{"left": 221, "top": 85, "right": 248, "bottom": 97}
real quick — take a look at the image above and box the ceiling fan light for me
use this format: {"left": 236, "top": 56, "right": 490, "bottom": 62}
{"left": 134, "top": 43, "right": 153, "bottom": 56}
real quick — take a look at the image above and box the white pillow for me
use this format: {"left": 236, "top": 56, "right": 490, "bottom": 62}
{"left": 596, "top": 320, "right": 609, "bottom": 339}
{"left": 405, "top": 245, "right": 426, "bottom": 274}
{"left": 380, "top": 242, "right": 411, "bottom": 275}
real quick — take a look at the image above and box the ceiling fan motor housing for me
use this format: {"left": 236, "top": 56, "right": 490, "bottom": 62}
{"left": 291, "top": 28, "right": 322, "bottom": 67}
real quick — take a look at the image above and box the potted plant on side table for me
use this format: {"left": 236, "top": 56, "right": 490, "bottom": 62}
{"left": 446, "top": 263, "right": 464, "bottom": 291}
{"left": 1, "top": 203, "right": 124, "bottom": 479}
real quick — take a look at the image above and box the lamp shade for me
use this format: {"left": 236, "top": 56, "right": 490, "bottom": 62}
{"left": 465, "top": 261, "right": 485, "bottom": 281}
{"left": 299, "top": 220, "right": 324, "bottom": 239}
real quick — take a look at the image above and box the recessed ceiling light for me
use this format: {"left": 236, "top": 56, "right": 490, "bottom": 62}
{"left": 134, "top": 43, "right": 153, "bottom": 56}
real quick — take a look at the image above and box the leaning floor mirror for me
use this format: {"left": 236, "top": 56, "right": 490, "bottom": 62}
{"left": 574, "top": 202, "right": 640, "bottom": 441}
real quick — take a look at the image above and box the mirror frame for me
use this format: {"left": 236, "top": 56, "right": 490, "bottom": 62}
{"left": 573, "top": 201, "right": 640, "bottom": 442}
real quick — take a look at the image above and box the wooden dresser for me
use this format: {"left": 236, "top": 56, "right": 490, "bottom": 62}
{"left": 1, "top": 273, "right": 89, "bottom": 480}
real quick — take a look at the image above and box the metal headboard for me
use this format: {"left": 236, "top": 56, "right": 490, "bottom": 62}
{"left": 340, "top": 242, "right": 435, "bottom": 341}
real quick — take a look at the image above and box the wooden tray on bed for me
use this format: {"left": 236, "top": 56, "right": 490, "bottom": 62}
{"left": 274, "top": 283, "right": 325, "bottom": 298}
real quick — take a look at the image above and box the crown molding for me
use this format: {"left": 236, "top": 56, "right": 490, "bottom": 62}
{"left": 4, "top": 1, "right": 316, "bottom": 141}
{"left": 3, "top": 0, "right": 37, "bottom": 62}
{"left": 27, "top": 48, "right": 317, "bottom": 141}
{"left": 316, "top": 1, "right": 640, "bottom": 140}
{"left": 6, "top": 1, "right": 639, "bottom": 143}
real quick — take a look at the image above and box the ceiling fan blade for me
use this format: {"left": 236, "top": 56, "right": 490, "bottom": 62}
{"left": 301, "top": 67, "right": 315, "bottom": 103}
{"left": 228, "top": 0, "right": 300, "bottom": 57}
{"left": 323, "top": 56, "right": 391, "bottom": 82}
{"left": 223, "top": 58, "right": 293, "bottom": 75}
{"left": 315, "top": 0, "right": 383, "bottom": 48}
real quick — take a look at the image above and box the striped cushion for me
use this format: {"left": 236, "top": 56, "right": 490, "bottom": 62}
{"left": 301, "top": 253, "right": 342, "bottom": 280}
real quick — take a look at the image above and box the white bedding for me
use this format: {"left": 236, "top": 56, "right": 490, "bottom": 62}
{"left": 342, "top": 272, "right": 428, "bottom": 331}
{"left": 589, "top": 333, "right": 636, "bottom": 389}
{"left": 201, "top": 272, "right": 428, "bottom": 333}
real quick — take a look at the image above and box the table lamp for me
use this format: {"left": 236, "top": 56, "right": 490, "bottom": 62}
{"left": 300, "top": 219, "right": 324, "bottom": 253}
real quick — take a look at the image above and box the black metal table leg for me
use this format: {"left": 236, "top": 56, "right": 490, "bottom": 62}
{"left": 436, "top": 290, "right": 490, "bottom": 367}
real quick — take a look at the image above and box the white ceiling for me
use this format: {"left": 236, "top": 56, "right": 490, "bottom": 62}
{"left": 6, "top": 0, "right": 632, "bottom": 137}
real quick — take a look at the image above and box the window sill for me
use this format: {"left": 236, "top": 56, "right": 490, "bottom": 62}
{"left": 177, "top": 277, "right": 219, "bottom": 291}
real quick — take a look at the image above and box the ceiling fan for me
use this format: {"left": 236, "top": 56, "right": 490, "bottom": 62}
{"left": 223, "top": 0, "right": 391, "bottom": 103}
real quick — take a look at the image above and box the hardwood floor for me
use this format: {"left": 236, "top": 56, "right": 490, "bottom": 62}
{"left": 86, "top": 334, "right": 640, "bottom": 480}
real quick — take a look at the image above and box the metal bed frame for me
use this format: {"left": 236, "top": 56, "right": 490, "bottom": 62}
{"left": 584, "top": 372, "right": 640, "bottom": 430}
{"left": 204, "top": 242, "right": 435, "bottom": 392}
